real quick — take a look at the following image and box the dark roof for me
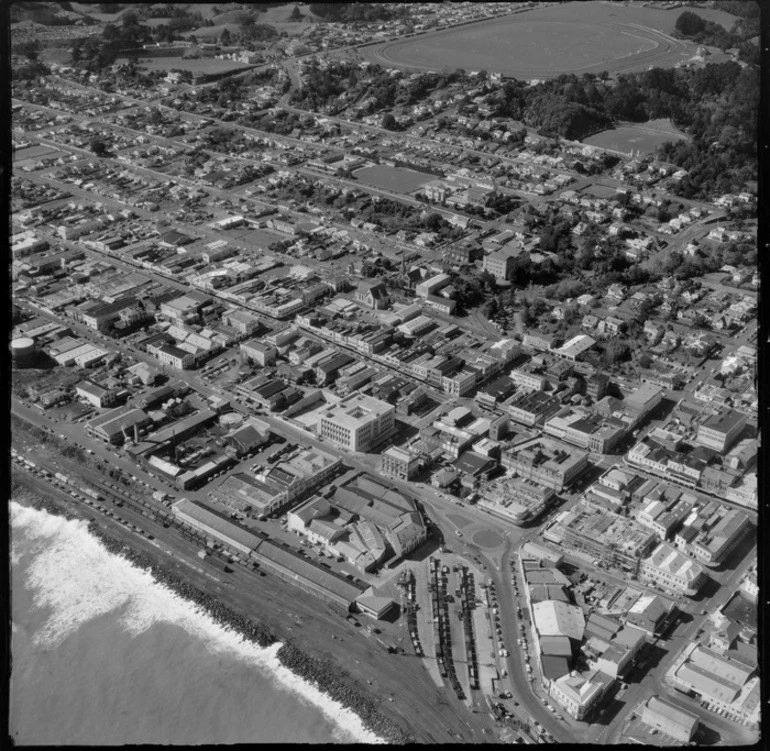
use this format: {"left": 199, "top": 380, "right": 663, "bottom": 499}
{"left": 540, "top": 655, "right": 571, "bottom": 681}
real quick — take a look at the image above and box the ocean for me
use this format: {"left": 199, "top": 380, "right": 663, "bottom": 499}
{"left": 9, "top": 501, "right": 383, "bottom": 745}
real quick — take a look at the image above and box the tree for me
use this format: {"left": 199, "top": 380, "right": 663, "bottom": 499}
{"left": 381, "top": 113, "right": 397, "bottom": 131}
{"left": 289, "top": 5, "right": 303, "bottom": 21}
{"left": 220, "top": 27, "right": 231, "bottom": 46}
{"left": 90, "top": 138, "right": 109, "bottom": 157}
{"left": 675, "top": 10, "right": 707, "bottom": 37}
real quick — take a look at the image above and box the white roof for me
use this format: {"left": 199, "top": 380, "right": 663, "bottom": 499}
{"left": 532, "top": 600, "right": 585, "bottom": 640}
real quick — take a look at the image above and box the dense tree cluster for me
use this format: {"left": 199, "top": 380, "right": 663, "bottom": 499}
{"left": 308, "top": 3, "right": 404, "bottom": 23}
{"left": 673, "top": 6, "right": 759, "bottom": 63}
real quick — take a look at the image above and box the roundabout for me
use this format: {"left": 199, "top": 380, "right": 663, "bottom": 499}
{"left": 470, "top": 528, "right": 505, "bottom": 550}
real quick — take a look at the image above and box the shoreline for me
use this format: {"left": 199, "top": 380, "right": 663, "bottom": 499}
{"left": 10, "top": 488, "right": 412, "bottom": 744}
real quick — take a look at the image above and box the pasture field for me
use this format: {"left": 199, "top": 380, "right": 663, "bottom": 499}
{"left": 364, "top": 0, "right": 740, "bottom": 79}
{"left": 353, "top": 165, "right": 434, "bottom": 194}
{"left": 582, "top": 118, "right": 688, "bottom": 155}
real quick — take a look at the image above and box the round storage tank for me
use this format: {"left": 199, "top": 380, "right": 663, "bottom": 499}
{"left": 10, "top": 337, "right": 36, "bottom": 366}
{"left": 219, "top": 412, "right": 244, "bottom": 431}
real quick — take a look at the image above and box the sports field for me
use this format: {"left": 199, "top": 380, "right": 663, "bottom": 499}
{"left": 582, "top": 118, "right": 688, "bottom": 155}
{"left": 365, "top": 1, "right": 739, "bottom": 79}
{"left": 354, "top": 165, "right": 434, "bottom": 194}
{"left": 136, "top": 57, "right": 254, "bottom": 75}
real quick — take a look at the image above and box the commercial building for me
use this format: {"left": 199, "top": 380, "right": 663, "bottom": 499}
{"left": 86, "top": 406, "right": 153, "bottom": 445}
{"left": 640, "top": 696, "right": 699, "bottom": 742}
{"left": 75, "top": 380, "right": 117, "bottom": 409}
{"left": 549, "top": 668, "right": 615, "bottom": 720}
{"left": 638, "top": 542, "right": 706, "bottom": 597}
{"left": 674, "top": 505, "right": 751, "bottom": 567}
{"left": 151, "top": 343, "right": 196, "bottom": 370}
{"left": 696, "top": 410, "right": 747, "bottom": 453}
{"left": 507, "top": 391, "right": 563, "bottom": 427}
{"left": 415, "top": 273, "right": 450, "bottom": 298}
{"left": 172, "top": 498, "right": 263, "bottom": 555}
{"left": 482, "top": 247, "right": 515, "bottom": 282}
{"left": 240, "top": 339, "right": 277, "bottom": 366}
{"left": 552, "top": 334, "right": 596, "bottom": 362}
{"left": 670, "top": 645, "right": 757, "bottom": 722}
{"left": 502, "top": 437, "right": 589, "bottom": 491}
{"left": 317, "top": 393, "right": 395, "bottom": 452}
{"left": 332, "top": 474, "right": 426, "bottom": 559}
{"left": 212, "top": 448, "right": 340, "bottom": 517}
{"left": 532, "top": 600, "right": 586, "bottom": 640}
{"left": 380, "top": 446, "right": 419, "bottom": 481}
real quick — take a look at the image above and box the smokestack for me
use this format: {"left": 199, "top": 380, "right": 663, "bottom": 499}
{"left": 134, "top": 423, "right": 140, "bottom": 443}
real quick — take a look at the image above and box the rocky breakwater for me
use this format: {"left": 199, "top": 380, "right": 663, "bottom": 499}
{"left": 86, "top": 523, "right": 413, "bottom": 743}
{"left": 278, "top": 642, "right": 414, "bottom": 743}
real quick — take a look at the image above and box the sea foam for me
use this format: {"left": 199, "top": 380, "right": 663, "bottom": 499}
{"left": 11, "top": 502, "right": 384, "bottom": 744}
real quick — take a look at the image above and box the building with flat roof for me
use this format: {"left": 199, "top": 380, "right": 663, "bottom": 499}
{"left": 640, "top": 696, "right": 699, "bottom": 742}
{"left": 75, "top": 380, "right": 117, "bottom": 409}
{"left": 507, "top": 391, "right": 563, "bottom": 427}
{"left": 696, "top": 409, "right": 747, "bottom": 453}
{"left": 381, "top": 445, "right": 419, "bottom": 480}
{"left": 502, "top": 437, "right": 589, "bottom": 491}
{"left": 415, "top": 273, "right": 450, "bottom": 298}
{"left": 675, "top": 505, "right": 750, "bottom": 567}
{"left": 317, "top": 392, "right": 395, "bottom": 452}
{"left": 552, "top": 334, "right": 596, "bottom": 362}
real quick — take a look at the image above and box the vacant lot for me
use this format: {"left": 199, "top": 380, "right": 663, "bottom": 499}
{"left": 354, "top": 165, "right": 434, "bottom": 194}
{"left": 365, "top": 0, "right": 739, "bottom": 79}
{"left": 582, "top": 118, "right": 688, "bottom": 155}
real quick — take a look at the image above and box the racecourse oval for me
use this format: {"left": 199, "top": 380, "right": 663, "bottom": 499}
{"left": 364, "top": 6, "right": 702, "bottom": 79}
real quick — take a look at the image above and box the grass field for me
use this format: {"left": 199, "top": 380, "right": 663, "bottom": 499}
{"left": 136, "top": 57, "right": 254, "bottom": 75}
{"left": 365, "top": 0, "right": 740, "bottom": 79}
{"left": 354, "top": 165, "right": 434, "bottom": 194}
{"left": 582, "top": 118, "right": 688, "bottom": 155}
{"left": 14, "top": 144, "right": 64, "bottom": 163}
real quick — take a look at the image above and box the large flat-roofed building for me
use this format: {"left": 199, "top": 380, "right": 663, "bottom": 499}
{"left": 639, "top": 542, "right": 706, "bottom": 597}
{"left": 415, "top": 273, "right": 450, "bottom": 298}
{"left": 381, "top": 446, "right": 419, "bottom": 480}
{"left": 507, "top": 391, "right": 563, "bottom": 427}
{"left": 640, "top": 696, "right": 699, "bottom": 742}
{"left": 696, "top": 409, "right": 747, "bottom": 453}
{"left": 332, "top": 474, "right": 426, "bottom": 559}
{"left": 212, "top": 448, "right": 340, "bottom": 517}
{"left": 552, "top": 334, "right": 596, "bottom": 362}
{"left": 502, "top": 437, "right": 589, "bottom": 491}
{"left": 544, "top": 407, "right": 627, "bottom": 453}
{"left": 318, "top": 393, "right": 395, "bottom": 452}
{"left": 675, "top": 505, "right": 751, "bottom": 567}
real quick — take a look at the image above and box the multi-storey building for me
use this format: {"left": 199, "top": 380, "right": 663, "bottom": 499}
{"left": 638, "top": 542, "right": 706, "bottom": 596}
{"left": 318, "top": 393, "right": 395, "bottom": 452}
{"left": 381, "top": 446, "right": 419, "bottom": 481}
